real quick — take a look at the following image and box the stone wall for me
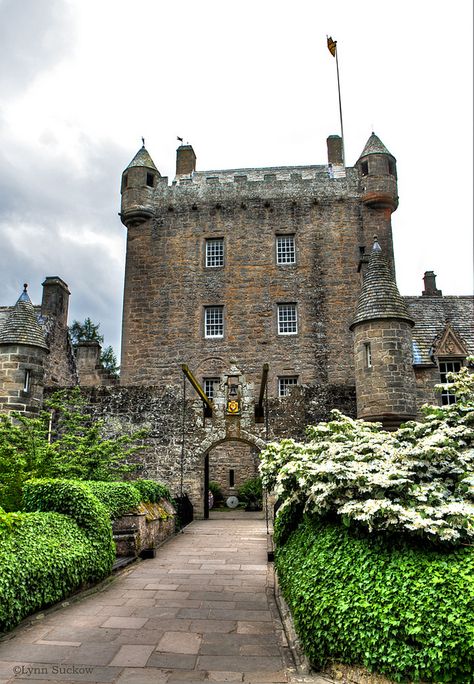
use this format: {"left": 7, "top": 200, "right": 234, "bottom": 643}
{"left": 52, "top": 381, "right": 356, "bottom": 518}
{"left": 120, "top": 165, "right": 396, "bottom": 396}
{"left": 208, "top": 442, "right": 260, "bottom": 500}
{"left": 0, "top": 344, "right": 47, "bottom": 415}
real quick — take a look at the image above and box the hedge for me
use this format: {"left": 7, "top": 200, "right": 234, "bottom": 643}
{"left": 83, "top": 481, "right": 141, "bottom": 518}
{"left": 1, "top": 480, "right": 115, "bottom": 633}
{"left": 131, "top": 479, "right": 172, "bottom": 504}
{"left": 275, "top": 515, "right": 474, "bottom": 683}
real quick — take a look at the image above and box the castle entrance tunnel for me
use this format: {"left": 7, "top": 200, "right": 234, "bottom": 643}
{"left": 204, "top": 440, "right": 261, "bottom": 518}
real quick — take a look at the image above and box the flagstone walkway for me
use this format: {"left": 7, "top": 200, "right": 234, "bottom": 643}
{"left": 0, "top": 514, "right": 330, "bottom": 684}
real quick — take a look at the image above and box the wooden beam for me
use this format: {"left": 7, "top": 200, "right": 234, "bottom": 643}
{"left": 255, "top": 363, "right": 269, "bottom": 423}
{"left": 181, "top": 364, "right": 213, "bottom": 414}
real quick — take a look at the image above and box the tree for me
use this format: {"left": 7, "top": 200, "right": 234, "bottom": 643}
{"left": 69, "top": 318, "right": 119, "bottom": 376}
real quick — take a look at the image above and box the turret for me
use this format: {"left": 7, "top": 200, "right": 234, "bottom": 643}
{"left": 176, "top": 143, "right": 197, "bottom": 177}
{"left": 0, "top": 284, "right": 49, "bottom": 415}
{"left": 350, "top": 238, "right": 417, "bottom": 429}
{"left": 120, "top": 143, "right": 160, "bottom": 228}
{"left": 356, "top": 133, "right": 398, "bottom": 274}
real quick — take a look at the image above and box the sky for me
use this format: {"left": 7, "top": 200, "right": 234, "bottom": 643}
{"left": 0, "top": 0, "right": 472, "bottom": 358}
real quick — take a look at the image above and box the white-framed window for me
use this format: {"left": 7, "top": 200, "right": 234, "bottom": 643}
{"left": 206, "top": 238, "right": 224, "bottom": 268}
{"left": 205, "top": 306, "right": 224, "bottom": 338}
{"left": 364, "top": 342, "right": 372, "bottom": 368}
{"left": 439, "top": 359, "right": 462, "bottom": 405}
{"left": 278, "top": 303, "right": 298, "bottom": 335}
{"left": 276, "top": 235, "right": 296, "bottom": 265}
{"left": 278, "top": 376, "right": 298, "bottom": 397}
{"left": 203, "top": 377, "right": 220, "bottom": 399}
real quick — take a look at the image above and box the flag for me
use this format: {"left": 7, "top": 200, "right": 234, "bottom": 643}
{"left": 327, "top": 36, "right": 337, "bottom": 57}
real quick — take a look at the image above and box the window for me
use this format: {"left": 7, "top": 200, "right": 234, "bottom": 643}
{"left": 229, "top": 469, "right": 235, "bottom": 487}
{"left": 360, "top": 161, "right": 369, "bottom": 176}
{"left": 439, "top": 360, "right": 462, "bottom": 405}
{"left": 205, "top": 306, "right": 224, "bottom": 338}
{"left": 203, "top": 377, "right": 220, "bottom": 399}
{"left": 278, "top": 376, "right": 298, "bottom": 397}
{"left": 206, "top": 238, "right": 224, "bottom": 267}
{"left": 278, "top": 304, "right": 298, "bottom": 335}
{"left": 365, "top": 343, "right": 372, "bottom": 368}
{"left": 146, "top": 172, "right": 154, "bottom": 188}
{"left": 23, "top": 370, "right": 31, "bottom": 393}
{"left": 388, "top": 159, "right": 397, "bottom": 177}
{"left": 276, "top": 235, "right": 296, "bottom": 265}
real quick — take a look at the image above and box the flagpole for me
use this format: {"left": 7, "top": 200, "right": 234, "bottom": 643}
{"left": 327, "top": 36, "right": 345, "bottom": 167}
{"left": 335, "top": 44, "right": 345, "bottom": 167}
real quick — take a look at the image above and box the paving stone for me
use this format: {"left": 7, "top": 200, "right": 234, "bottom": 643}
{"left": 206, "top": 672, "right": 243, "bottom": 682}
{"left": 132, "top": 605, "right": 179, "bottom": 619}
{"left": 197, "top": 655, "right": 284, "bottom": 672}
{"left": 145, "top": 653, "right": 197, "bottom": 669}
{"left": 157, "top": 631, "right": 202, "bottom": 655}
{"left": 167, "top": 670, "right": 207, "bottom": 681}
{"left": 143, "top": 583, "right": 179, "bottom": 591}
{"left": 115, "top": 667, "right": 169, "bottom": 683}
{"left": 236, "top": 622, "right": 275, "bottom": 635}
{"left": 108, "top": 644, "right": 155, "bottom": 667}
{"left": 209, "top": 610, "right": 272, "bottom": 622}
{"left": 100, "top": 617, "right": 148, "bottom": 630}
{"left": 189, "top": 620, "right": 237, "bottom": 634}
{"left": 176, "top": 608, "right": 210, "bottom": 619}
{"left": 243, "top": 671, "right": 289, "bottom": 682}
{"left": 0, "top": 642, "right": 74, "bottom": 663}
{"left": 96, "top": 605, "right": 136, "bottom": 617}
{"left": 61, "top": 643, "right": 121, "bottom": 666}
{"left": 145, "top": 618, "right": 191, "bottom": 632}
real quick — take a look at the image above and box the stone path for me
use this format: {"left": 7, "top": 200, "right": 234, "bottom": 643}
{"left": 0, "top": 514, "right": 316, "bottom": 684}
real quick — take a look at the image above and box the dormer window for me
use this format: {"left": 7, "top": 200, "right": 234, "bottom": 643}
{"left": 146, "top": 173, "right": 155, "bottom": 188}
{"left": 439, "top": 359, "right": 462, "bottom": 405}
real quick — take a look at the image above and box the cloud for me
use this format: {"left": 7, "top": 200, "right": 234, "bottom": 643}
{"left": 0, "top": 0, "right": 73, "bottom": 94}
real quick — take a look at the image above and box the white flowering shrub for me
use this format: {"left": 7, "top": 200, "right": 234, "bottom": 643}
{"left": 261, "top": 361, "right": 474, "bottom": 544}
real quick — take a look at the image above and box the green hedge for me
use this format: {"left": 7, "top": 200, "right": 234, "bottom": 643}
{"left": 83, "top": 481, "right": 141, "bottom": 518}
{"left": 132, "top": 479, "right": 172, "bottom": 504}
{"left": 275, "top": 515, "right": 474, "bottom": 683}
{"left": 1, "top": 480, "right": 115, "bottom": 633}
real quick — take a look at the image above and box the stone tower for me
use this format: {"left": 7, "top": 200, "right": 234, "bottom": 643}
{"left": 0, "top": 285, "right": 49, "bottom": 415}
{"left": 350, "top": 238, "right": 417, "bottom": 429}
{"left": 355, "top": 133, "right": 398, "bottom": 275}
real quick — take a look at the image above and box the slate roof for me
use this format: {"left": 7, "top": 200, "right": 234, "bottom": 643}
{"left": 358, "top": 132, "right": 394, "bottom": 160}
{"left": 126, "top": 146, "right": 159, "bottom": 171}
{"left": 405, "top": 295, "right": 474, "bottom": 364}
{"left": 351, "top": 241, "right": 414, "bottom": 328}
{"left": 0, "top": 288, "right": 48, "bottom": 350}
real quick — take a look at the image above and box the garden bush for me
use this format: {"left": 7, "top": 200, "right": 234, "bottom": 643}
{"left": 261, "top": 363, "right": 474, "bottom": 546}
{"left": 83, "top": 481, "right": 141, "bottom": 518}
{"left": 275, "top": 515, "right": 474, "bottom": 683}
{"left": 238, "top": 477, "right": 263, "bottom": 510}
{"left": 1, "top": 480, "right": 115, "bottom": 633}
{"left": 209, "top": 481, "right": 224, "bottom": 506}
{"left": 131, "top": 479, "right": 172, "bottom": 504}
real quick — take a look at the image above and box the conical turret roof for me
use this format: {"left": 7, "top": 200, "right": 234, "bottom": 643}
{"left": 358, "top": 132, "right": 394, "bottom": 160}
{"left": 350, "top": 239, "right": 414, "bottom": 329}
{"left": 0, "top": 285, "right": 49, "bottom": 349}
{"left": 126, "top": 145, "right": 158, "bottom": 171}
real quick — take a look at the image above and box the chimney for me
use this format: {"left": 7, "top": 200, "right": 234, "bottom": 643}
{"left": 41, "top": 276, "right": 70, "bottom": 327}
{"left": 327, "top": 135, "right": 343, "bottom": 166}
{"left": 176, "top": 144, "right": 196, "bottom": 176}
{"left": 422, "top": 271, "right": 442, "bottom": 297}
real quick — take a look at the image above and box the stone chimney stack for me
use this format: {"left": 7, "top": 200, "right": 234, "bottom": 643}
{"left": 41, "top": 277, "right": 70, "bottom": 328}
{"left": 327, "top": 135, "right": 343, "bottom": 166}
{"left": 422, "top": 271, "right": 442, "bottom": 297}
{"left": 176, "top": 144, "right": 196, "bottom": 176}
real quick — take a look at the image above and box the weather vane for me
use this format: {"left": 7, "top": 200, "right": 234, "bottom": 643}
{"left": 141, "top": 137, "right": 145, "bottom": 147}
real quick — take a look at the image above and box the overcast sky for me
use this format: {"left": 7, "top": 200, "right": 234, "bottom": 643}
{"left": 0, "top": 0, "right": 472, "bottom": 357}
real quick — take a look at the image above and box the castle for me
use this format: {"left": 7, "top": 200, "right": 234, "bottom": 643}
{"left": 1, "top": 133, "right": 472, "bottom": 517}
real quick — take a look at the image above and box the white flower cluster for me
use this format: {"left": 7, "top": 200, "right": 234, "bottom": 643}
{"left": 260, "top": 363, "right": 474, "bottom": 544}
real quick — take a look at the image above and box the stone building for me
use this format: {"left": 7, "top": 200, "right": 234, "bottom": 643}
{"left": 0, "top": 132, "right": 472, "bottom": 516}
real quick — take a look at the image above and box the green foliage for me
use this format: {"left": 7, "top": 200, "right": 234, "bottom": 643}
{"left": 131, "top": 479, "right": 172, "bottom": 504}
{"left": 46, "top": 387, "right": 146, "bottom": 481}
{"left": 237, "top": 477, "right": 263, "bottom": 509}
{"left": 208, "top": 480, "right": 224, "bottom": 506}
{"left": 22, "top": 479, "right": 112, "bottom": 538}
{"left": 275, "top": 515, "right": 474, "bottom": 683}
{"left": 0, "top": 388, "right": 147, "bottom": 510}
{"left": 261, "top": 365, "right": 474, "bottom": 546}
{"left": 69, "top": 317, "right": 103, "bottom": 345}
{"left": 0, "top": 412, "right": 51, "bottom": 511}
{"left": 99, "top": 345, "right": 119, "bottom": 376}
{"left": 83, "top": 481, "right": 141, "bottom": 518}
{"left": 69, "top": 318, "right": 119, "bottom": 376}
{"left": 1, "top": 480, "right": 115, "bottom": 632}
